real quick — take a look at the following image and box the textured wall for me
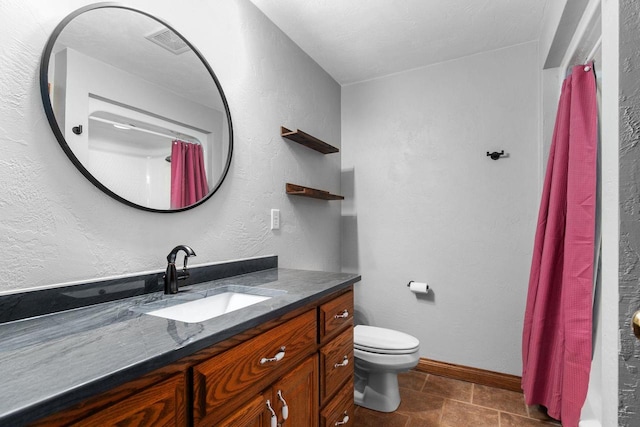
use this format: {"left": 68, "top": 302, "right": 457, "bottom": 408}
{"left": 537, "top": 0, "right": 567, "bottom": 179}
{"left": 341, "top": 42, "right": 539, "bottom": 375}
{"left": 619, "top": 0, "right": 640, "bottom": 424}
{"left": 0, "top": 0, "right": 342, "bottom": 292}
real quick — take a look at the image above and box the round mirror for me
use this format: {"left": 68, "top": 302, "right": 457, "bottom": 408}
{"left": 40, "top": 3, "right": 233, "bottom": 212}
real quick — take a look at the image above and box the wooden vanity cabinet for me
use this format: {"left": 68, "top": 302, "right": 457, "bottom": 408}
{"left": 318, "top": 290, "right": 354, "bottom": 425}
{"left": 192, "top": 309, "right": 317, "bottom": 425}
{"left": 216, "top": 355, "right": 318, "bottom": 427}
{"left": 29, "top": 369, "right": 188, "bottom": 427}
{"left": 202, "top": 290, "right": 353, "bottom": 427}
{"left": 30, "top": 287, "right": 355, "bottom": 427}
{"left": 72, "top": 374, "right": 186, "bottom": 427}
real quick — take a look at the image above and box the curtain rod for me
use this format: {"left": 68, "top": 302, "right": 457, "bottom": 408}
{"left": 88, "top": 116, "right": 200, "bottom": 144}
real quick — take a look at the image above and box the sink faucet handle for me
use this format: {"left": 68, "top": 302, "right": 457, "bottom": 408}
{"left": 179, "top": 255, "right": 191, "bottom": 281}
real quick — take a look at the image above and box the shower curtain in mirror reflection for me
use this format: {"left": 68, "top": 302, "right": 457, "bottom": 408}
{"left": 522, "top": 64, "right": 597, "bottom": 427}
{"left": 170, "top": 140, "right": 209, "bottom": 209}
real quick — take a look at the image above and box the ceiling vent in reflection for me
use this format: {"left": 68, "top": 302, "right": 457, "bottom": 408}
{"left": 145, "top": 28, "right": 190, "bottom": 55}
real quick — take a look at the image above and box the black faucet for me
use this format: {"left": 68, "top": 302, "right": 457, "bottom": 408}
{"left": 164, "top": 245, "right": 196, "bottom": 294}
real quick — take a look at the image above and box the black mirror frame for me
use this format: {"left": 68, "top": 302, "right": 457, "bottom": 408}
{"left": 40, "top": 2, "right": 233, "bottom": 213}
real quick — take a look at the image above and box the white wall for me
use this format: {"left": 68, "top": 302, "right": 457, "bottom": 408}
{"left": 537, "top": 0, "right": 567, "bottom": 189}
{"left": 87, "top": 128, "right": 172, "bottom": 209}
{"left": 341, "top": 42, "right": 539, "bottom": 375}
{"left": 0, "top": 0, "right": 342, "bottom": 292}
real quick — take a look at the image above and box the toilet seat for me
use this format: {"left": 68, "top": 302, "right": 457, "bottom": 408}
{"left": 354, "top": 325, "right": 420, "bottom": 354}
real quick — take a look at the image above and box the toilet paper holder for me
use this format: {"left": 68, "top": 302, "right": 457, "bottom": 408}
{"left": 407, "top": 280, "right": 429, "bottom": 290}
{"left": 407, "top": 280, "right": 431, "bottom": 296}
{"left": 407, "top": 280, "right": 426, "bottom": 287}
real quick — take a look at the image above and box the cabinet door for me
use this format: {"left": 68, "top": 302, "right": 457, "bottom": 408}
{"left": 217, "top": 393, "right": 269, "bottom": 427}
{"left": 270, "top": 355, "right": 319, "bottom": 427}
{"left": 73, "top": 374, "right": 185, "bottom": 427}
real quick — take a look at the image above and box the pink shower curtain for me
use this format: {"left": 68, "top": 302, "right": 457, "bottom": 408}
{"left": 521, "top": 63, "right": 597, "bottom": 427}
{"left": 170, "top": 140, "right": 209, "bottom": 209}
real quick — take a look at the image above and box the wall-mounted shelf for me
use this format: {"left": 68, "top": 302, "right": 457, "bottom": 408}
{"left": 286, "top": 183, "right": 344, "bottom": 200}
{"left": 281, "top": 126, "right": 339, "bottom": 154}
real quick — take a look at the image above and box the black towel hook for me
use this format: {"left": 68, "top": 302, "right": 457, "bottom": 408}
{"left": 486, "top": 150, "right": 505, "bottom": 160}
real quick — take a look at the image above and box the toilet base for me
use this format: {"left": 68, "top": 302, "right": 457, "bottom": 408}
{"left": 353, "top": 370, "right": 401, "bottom": 413}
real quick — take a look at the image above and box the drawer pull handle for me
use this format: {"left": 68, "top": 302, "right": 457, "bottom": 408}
{"left": 266, "top": 400, "right": 278, "bottom": 427}
{"left": 277, "top": 390, "right": 289, "bottom": 420}
{"left": 335, "top": 411, "right": 349, "bottom": 426}
{"left": 260, "top": 346, "right": 286, "bottom": 365}
{"left": 334, "top": 355, "right": 349, "bottom": 368}
{"left": 334, "top": 309, "right": 349, "bottom": 319}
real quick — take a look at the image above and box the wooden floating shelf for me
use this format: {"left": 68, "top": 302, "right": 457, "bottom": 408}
{"left": 286, "top": 183, "right": 344, "bottom": 200}
{"left": 281, "top": 126, "right": 339, "bottom": 154}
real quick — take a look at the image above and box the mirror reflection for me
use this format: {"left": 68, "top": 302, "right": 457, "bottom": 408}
{"left": 42, "top": 5, "right": 232, "bottom": 212}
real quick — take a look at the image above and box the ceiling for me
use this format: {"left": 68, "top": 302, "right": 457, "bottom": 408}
{"left": 249, "top": 0, "right": 550, "bottom": 85}
{"left": 52, "top": 7, "right": 221, "bottom": 110}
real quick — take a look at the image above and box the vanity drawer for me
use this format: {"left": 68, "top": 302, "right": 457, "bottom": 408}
{"left": 320, "top": 382, "right": 355, "bottom": 427}
{"left": 192, "top": 309, "right": 317, "bottom": 426}
{"left": 319, "top": 290, "right": 353, "bottom": 341}
{"left": 73, "top": 374, "right": 186, "bottom": 427}
{"left": 320, "top": 326, "right": 354, "bottom": 405}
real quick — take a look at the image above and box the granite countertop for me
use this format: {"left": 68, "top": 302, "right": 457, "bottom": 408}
{"left": 0, "top": 265, "right": 360, "bottom": 425}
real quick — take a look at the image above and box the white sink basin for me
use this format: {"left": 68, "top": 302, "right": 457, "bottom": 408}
{"left": 147, "top": 291, "right": 271, "bottom": 323}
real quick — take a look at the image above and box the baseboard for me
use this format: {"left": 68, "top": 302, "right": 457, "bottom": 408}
{"left": 415, "top": 358, "right": 522, "bottom": 392}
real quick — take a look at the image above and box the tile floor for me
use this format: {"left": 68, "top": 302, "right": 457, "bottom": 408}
{"left": 353, "top": 370, "right": 562, "bottom": 426}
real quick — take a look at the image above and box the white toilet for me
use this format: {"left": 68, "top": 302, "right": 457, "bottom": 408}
{"left": 353, "top": 325, "right": 420, "bottom": 412}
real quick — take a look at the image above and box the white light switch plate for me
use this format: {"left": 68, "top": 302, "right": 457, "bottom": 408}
{"left": 271, "top": 209, "right": 280, "bottom": 230}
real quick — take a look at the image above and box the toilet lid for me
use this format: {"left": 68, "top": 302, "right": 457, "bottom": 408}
{"left": 354, "top": 325, "right": 420, "bottom": 354}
